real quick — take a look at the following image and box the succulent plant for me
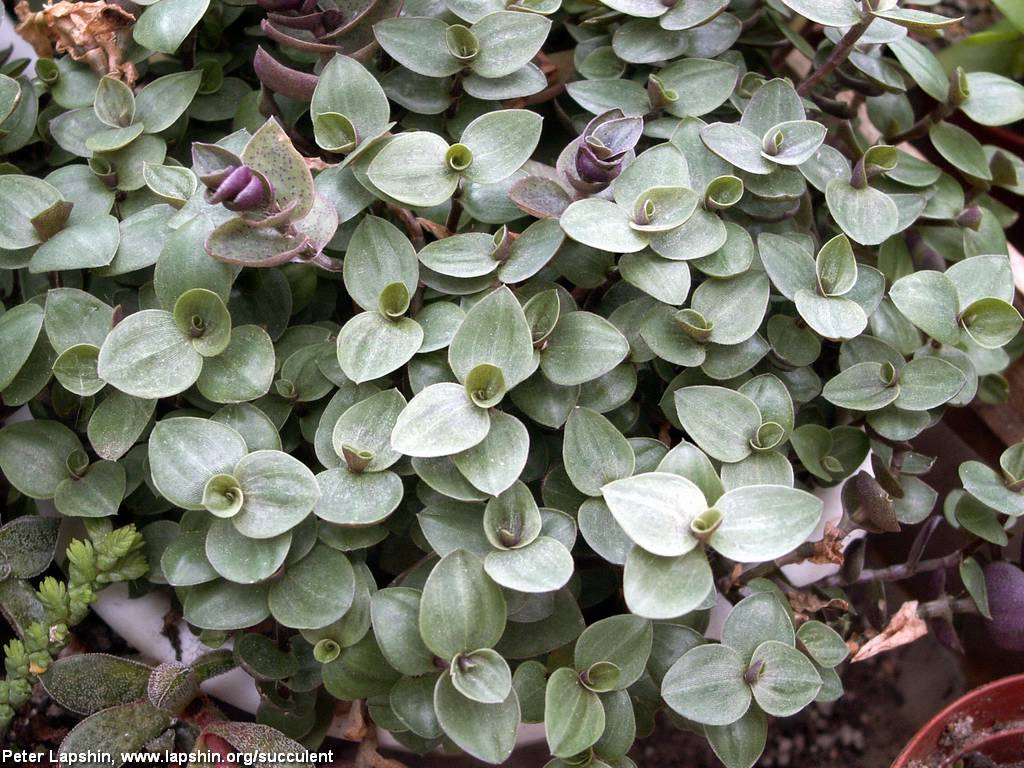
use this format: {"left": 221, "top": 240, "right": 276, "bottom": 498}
{"left": 0, "top": 0, "right": 1023, "bottom": 766}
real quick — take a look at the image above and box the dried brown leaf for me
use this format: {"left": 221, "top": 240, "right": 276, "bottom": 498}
{"left": 15, "top": 1, "right": 138, "bottom": 84}
{"left": 851, "top": 600, "right": 928, "bottom": 662}
{"left": 809, "top": 522, "right": 846, "bottom": 565}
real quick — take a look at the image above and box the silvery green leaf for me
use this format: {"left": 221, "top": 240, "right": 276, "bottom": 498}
{"left": 391, "top": 382, "right": 491, "bottom": 457}
{"left": 197, "top": 325, "right": 276, "bottom": 404}
{"left": 45, "top": 164, "right": 115, "bottom": 224}
{"left": 871, "top": 7, "right": 961, "bottom": 29}
{"left": 564, "top": 407, "right": 635, "bottom": 497}
{"left": 762, "top": 121, "right": 826, "bottom": 166}
{"left": 929, "top": 122, "right": 992, "bottom": 181}
{"left": 134, "top": 70, "right": 203, "bottom": 133}
{"left": 579, "top": 498, "right": 633, "bottom": 566}
{"left": 777, "top": 0, "right": 861, "bottom": 27}
{"left": 566, "top": 79, "right": 652, "bottom": 117}
{"left": 796, "top": 621, "right": 850, "bottom": 667}
{"left": 162, "top": 531, "right": 218, "bottom": 587}
{"left": 0, "top": 175, "right": 64, "bottom": 250}
{"left": 268, "top": 544, "right": 355, "bottom": 629}
{"left": 946, "top": 255, "right": 1015, "bottom": 306}
{"left": 545, "top": 666, "right": 605, "bottom": 757}
{"left": 601, "top": 472, "right": 705, "bottom": 557}
{"left": 338, "top": 313, "right": 424, "bottom": 383}
{"left": 798, "top": 144, "right": 852, "bottom": 192}
{"left": 661, "top": 0, "right": 729, "bottom": 30}
{"left": 0, "top": 420, "right": 82, "bottom": 499}
{"left": 453, "top": 410, "right": 529, "bottom": 496}
{"left": 434, "top": 672, "right": 520, "bottom": 764}
{"left": 825, "top": 179, "right": 899, "bottom": 246}
{"left": 487, "top": 218, "right": 555, "bottom": 280}
{"left": 312, "top": 55, "right": 390, "bottom": 153}
{"left": 721, "top": 592, "right": 795, "bottom": 663}
{"left": 675, "top": 386, "right": 761, "bottom": 463}
{"left": 450, "top": 647, "right": 512, "bottom": 704}
{"left": 574, "top": 614, "right": 653, "bottom": 690}
{"left": 88, "top": 390, "right": 156, "bottom": 462}
{"left": 662, "top": 644, "right": 751, "bottom": 726}
{"left": 97, "top": 310, "right": 202, "bottom": 398}
{"left": 823, "top": 361, "right": 900, "bottom": 411}
{"left": 367, "top": 131, "right": 459, "bottom": 207}
{"left": 471, "top": 11, "right": 551, "bottom": 78}
{"left": 955, "top": 494, "right": 1009, "bottom": 544}
{"left": 148, "top": 417, "right": 248, "bottom": 510}
{"left": 373, "top": 17, "right": 462, "bottom": 77}
{"left": 889, "top": 270, "right": 962, "bottom": 345}
{"left": 421, "top": 549, "right": 506, "bottom": 658}
{"left": 485, "top": 536, "right": 574, "bottom": 593}
{"left": 51, "top": 460, "right": 124, "bottom": 520}
{"left": 211, "top": 403, "right": 280, "bottom": 452}
{"left": 701, "top": 123, "right": 774, "bottom": 175}
{"left": 709, "top": 485, "right": 822, "bottom": 562}
{"left": 449, "top": 286, "right": 535, "bottom": 389}
{"left": 960, "top": 298, "right": 1023, "bottom": 350}
{"left": 52, "top": 344, "right": 104, "bottom": 397}
{"left": 134, "top": 0, "right": 211, "bottom": 54}
{"left": 419, "top": 233, "right": 498, "bottom": 278}
{"left": 541, "top": 312, "right": 630, "bottom": 386}
{"left": 692, "top": 271, "right": 770, "bottom": 345}
{"left": 597, "top": 0, "right": 669, "bottom": 18}
{"left": 343, "top": 214, "right": 420, "bottom": 313}
{"left": 612, "top": 19, "right": 690, "bottom": 64}
{"left": 794, "top": 291, "right": 868, "bottom": 341}
{"left": 315, "top": 468, "right": 403, "bottom": 526}
{"left": 154, "top": 214, "right": 232, "bottom": 309}
{"left": 231, "top": 450, "right": 321, "bottom": 539}
{"left": 748, "top": 640, "right": 821, "bottom": 716}
{"left": 460, "top": 110, "right": 542, "bottom": 184}
{"left": 331, "top": 388, "right": 406, "bottom": 472}
{"left": 894, "top": 356, "right": 965, "bottom": 411}
{"left": 706, "top": 706, "right": 768, "bottom": 768}
{"left": 560, "top": 198, "right": 648, "bottom": 254}
{"left": 959, "top": 557, "right": 992, "bottom": 620}
{"left": 417, "top": 301, "right": 466, "bottom": 353}
{"left": 619, "top": 250, "right": 691, "bottom": 304}
{"left": 205, "top": 519, "right": 290, "bottom": 584}
{"left": 959, "top": 72, "right": 1024, "bottom": 127}
{"left": 0, "top": 303, "right": 44, "bottom": 391}
{"left": 372, "top": 588, "right": 437, "bottom": 676}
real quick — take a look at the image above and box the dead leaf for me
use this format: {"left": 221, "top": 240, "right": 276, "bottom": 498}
{"left": 304, "top": 156, "right": 334, "bottom": 173}
{"left": 809, "top": 522, "right": 846, "bottom": 565}
{"left": 15, "top": 1, "right": 138, "bottom": 84}
{"left": 852, "top": 600, "right": 928, "bottom": 662}
{"left": 787, "top": 590, "right": 849, "bottom": 617}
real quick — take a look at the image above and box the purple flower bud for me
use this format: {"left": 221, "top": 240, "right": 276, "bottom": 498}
{"left": 984, "top": 562, "right": 1024, "bottom": 651}
{"left": 576, "top": 145, "right": 621, "bottom": 184}
{"left": 207, "top": 165, "right": 253, "bottom": 204}
{"left": 227, "top": 175, "right": 272, "bottom": 212}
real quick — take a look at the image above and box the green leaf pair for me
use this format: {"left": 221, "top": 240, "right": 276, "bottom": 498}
{"left": 367, "top": 109, "right": 543, "bottom": 207}
{"left": 374, "top": 11, "right": 551, "bottom": 100}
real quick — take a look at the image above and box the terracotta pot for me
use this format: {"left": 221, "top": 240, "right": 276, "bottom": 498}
{"left": 891, "top": 673, "right": 1024, "bottom": 767}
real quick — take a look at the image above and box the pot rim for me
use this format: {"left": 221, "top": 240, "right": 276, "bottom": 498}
{"left": 891, "top": 672, "right": 1024, "bottom": 768}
